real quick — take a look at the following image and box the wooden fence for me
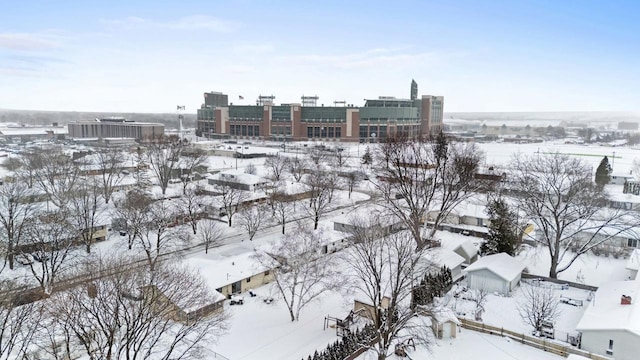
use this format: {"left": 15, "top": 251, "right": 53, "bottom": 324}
{"left": 521, "top": 273, "right": 598, "bottom": 292}
{"left": 459, "top": 318, "right": 611, "bottom": 360}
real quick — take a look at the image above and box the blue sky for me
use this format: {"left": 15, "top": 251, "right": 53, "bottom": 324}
{"left": 1, "top": 0, "right": 638, "bottom": 113}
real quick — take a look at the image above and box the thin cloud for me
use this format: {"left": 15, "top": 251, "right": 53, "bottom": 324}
{"left": 101, "top": 15, "right": 240, "bottom": 33}
{"left": 278, "top": 48, "right": 462, "bottom": 69}
{"left": 0, "top": 33, "right": 59, "bottom": 50}
{"left": 1, "top": 54, "right": 70, "bottom": 77}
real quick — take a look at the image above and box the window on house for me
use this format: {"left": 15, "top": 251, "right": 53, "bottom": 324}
{"left": 264, "top": 270, "right": 270, "bottom": 276}
{"left": 246, "top": 277, "right": 251, "bottom": 283}
{"left": 476, "top": 218, "right": 484, "bottom": 227}
{"left": 628, "top": 238, "right": 638, "bottom": 248}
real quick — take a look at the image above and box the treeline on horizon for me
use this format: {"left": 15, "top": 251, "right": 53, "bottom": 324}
{"left": 0, "top": 109, "right": 196, "bottom": 129}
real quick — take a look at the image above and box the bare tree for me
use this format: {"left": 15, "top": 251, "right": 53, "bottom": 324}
{"left": 0, "top": 181, "right": 35, "bottom": 270}
{"left": 145, "top": 137, "right": 184, "bottom": 196}
{"left": 265, "top": 155, "right": 289, "bottom": 181}
{"left": 20, "top": 209, "right": 78, "bottom": 294}
{"left": 94, "top": 149, "right": 125, "bottom": 203}
{"left": 345, "top": 172, "right": 361, "bottom": 199}
{"left": 253, "top": 223, "right": 341, "bottom": 322}
{"left": 272, "top": 191, "right": 294, "bottom": 234}
{"left": 470, "top": 286, "right": 489, "bottom": 321}
{"left": 41, "top": 256, "right": 229, "bottom": 360}
{"left": 324, "top": 169, "right": 341, "bottom": 204}
{"left": 197, "top": 219, "right": 224, "bottom": 254}
{"left": 134, "top": 200, "right": 190, "bottom": 272}
{"left": 373, "top": 133, "right": 483, "bottom": 250}
{"left": 288, "top": 157, "right": 307, "bottom": 183}
{"left": 68, "top": 181, "right": 105, "bottom": 253}
{"left": 305, "top": 170, "right": 332, "bottom": 230}
{"left": 511, "top": 152, "right": 631, "bottom": 278}
{"left": 215, "top": 185, "right": 247, "bottom": 227}
{"left": 178, "top": 147, "right": 208, "bottom": 194}
{"left": 309, "top": 147, "right": 328, "bottom": 166}
{"left": 0, "top": 280, "right": 43, "bottom": 360}
{"left": 344, "top": 221, "right": 435, "bottom": 360}
{"left": 23, "top": 149, "right": 81, "bottom": 207}
{"left": 244, "top": 163, "right": 257, "bottom": 175}
{"left": 179, "top": 186, "right": 203, "bottom": 235}
{"left": 1, "top": 157, "right": 22, "bottom": 172}
{"left": 239, "top": 204, "right": 269, "bottom": 241}
{"left": 517, "top": 283, "right": 561, "bottom": 334}
{"left": 113, "top": 189, "right": 153, "bottom": 250}
{"left": 333, "top": 149, "right": 347, "bottom": 169}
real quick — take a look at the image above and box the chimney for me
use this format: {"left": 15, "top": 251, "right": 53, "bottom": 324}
{"left": 621, "top": 295, "right": 632, "bottom": 305}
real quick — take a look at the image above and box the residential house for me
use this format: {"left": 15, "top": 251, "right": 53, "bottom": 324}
{"left": 185, "top": 251, "right": 274, "bottom": 298}
{"left": 436, "top": 230, "right": 479, "bottom": 266}
{"left": 575, "top": 279, "right": 640, "bottom": 360}
{"left": 333, "top": 204, "right": 403, "bottom": 235}
{"left": 208, "top": 170, "right": 270, "bottom": 191}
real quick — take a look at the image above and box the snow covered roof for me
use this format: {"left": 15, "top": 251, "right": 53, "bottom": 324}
{"left": 627, "top": 249, "right": 640, "bottom": 272}
{"left": 209, "top": 170, "right": 269, "bottom": 186}
{"left": 435, "top": 231, "right": 479, "bottom": 260}
{"left": 0, "top": 127, "right": 68, "bottom": 136}
{"left": 427, "top": 248, "right": 466, "bottom": 270}
{"left": 606, "top": 184, "right": 640, "bottom": 204}
{"left": 463, "top": 253, "right": 525, "bottom": 282}
{"left": 332, "top": 203, "right": 398, "bottom": 227}
{"left": 576, "top": 279, "right": 640, "bottom": 335}
{"left": 184, "top": 249, "right": 270, "bottom": 291}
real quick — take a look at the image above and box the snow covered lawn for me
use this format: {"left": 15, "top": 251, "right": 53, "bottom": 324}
{"left": 358, "top": 330, "right": 564, "bottom": 360}
{"left": 450, "top": 281, "right": 590, "bottom": 342}
{"left": 517, "top": 245, "right": 630, "bottom": 287}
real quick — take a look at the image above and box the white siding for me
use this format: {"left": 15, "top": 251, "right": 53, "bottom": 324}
{"left": 466, "top": 269, "right": 509, "bottom": 295}
{"left": 580, "top": 329, "right": 639, "bottom": 360}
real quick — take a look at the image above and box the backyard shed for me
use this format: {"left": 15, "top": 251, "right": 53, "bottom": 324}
{"left": 462, "top": 253, "right": 525, "bottom": 296}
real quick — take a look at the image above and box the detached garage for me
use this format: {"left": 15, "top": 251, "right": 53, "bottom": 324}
{"left": 463, "top": 253, "right": 525, "bottom": 296}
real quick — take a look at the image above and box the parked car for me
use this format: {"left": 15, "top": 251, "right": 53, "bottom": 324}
{"left": 230, "top": 294, "right": 244, "bottom": 305}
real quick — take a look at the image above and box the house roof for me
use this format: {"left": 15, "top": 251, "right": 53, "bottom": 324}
{"left": 575, "top": 279, "right": 640, "bottom": 335}
{"left": 332, "top": 203, "right": 399, "bottom": 228}
{"left": 184, "top": 249, "right": 270, "bottom": 291}
{"left": 462, "top": 253, "right": 525, "bottom": 282}
{"left": 427, "top": 248, "right": 466, "bottom": 270}
{"left": 209, "top": 170, "right": 269, "bottom": 186}
{"left": 435, "top": 230, "right": 479, "bottom": 260}
{"left": 626, "top": 249, "right": 640, "bottom": 272}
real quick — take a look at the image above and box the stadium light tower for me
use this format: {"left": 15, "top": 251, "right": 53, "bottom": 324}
{"left": 177, "top": 105, "right": 185, "bottom": 140}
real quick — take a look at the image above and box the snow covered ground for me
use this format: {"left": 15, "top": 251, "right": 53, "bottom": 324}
{"left": 517, "top": 245, "right": 630, "bottom": 287}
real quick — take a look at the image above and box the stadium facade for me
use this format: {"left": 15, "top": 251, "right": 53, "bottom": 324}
{"left": 196, "top": 81, "right": 443, "bottom": 142}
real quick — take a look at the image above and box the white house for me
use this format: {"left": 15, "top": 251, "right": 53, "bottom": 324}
{"left": 333, "top": 204, "right": 403, "bottom": 235}
{"left": 626, "top": 249, "right": 640, "bottom": 280}
{"left": 184, "top": 250, "right": 274, "bottom": 298}
{"left": 575, "top": 279, "right": 640, "bottom": 360}
{"left": 425, "top": 248, "right": 466, "bottom": 282}
{"left": 208, "top": 170, "right": 270, "bottom": 191}
{"left": 462, "top": 253, "right": 526, "bottom": 296}
{"left": 436, "top": 230, "right": 479, "bottom": 266}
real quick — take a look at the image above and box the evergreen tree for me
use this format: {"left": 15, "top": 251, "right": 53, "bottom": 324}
{"left": 481, "top": 197, "right": 520, "bottom": 256}
{"left": 361, "top": 146, "right": 372, "bottom": 165}
{"left": 595, "top": 156, "right": 612, "bottom": 188}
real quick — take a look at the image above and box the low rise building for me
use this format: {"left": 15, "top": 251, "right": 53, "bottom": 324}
{"left": 576, "top": 279, "right": 640, "bottom": 360}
